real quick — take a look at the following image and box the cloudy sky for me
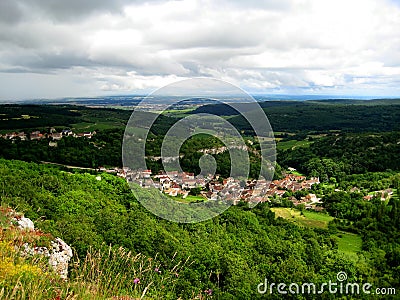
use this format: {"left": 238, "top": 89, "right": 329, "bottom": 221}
{"left": 1, "top": 0, "right": 400, "bottom": 100}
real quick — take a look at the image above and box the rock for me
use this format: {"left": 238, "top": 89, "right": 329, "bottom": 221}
{"left": 14, "top": 217, "right": 35, "bottom": 231}
{"left": 21, "top": 243, "right": 35, "bottom": 256}
{"left": 21, "top": 237, "right": 72, "bottom": 279}
{"left": 8, "top": 210, "right": 73, "bottom": 280}
{"left": 49, "top": 237, "right": 73, "bottom": 279}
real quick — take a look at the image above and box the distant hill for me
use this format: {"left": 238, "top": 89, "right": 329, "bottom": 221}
{"left": 191, "top": 100, "right": 400, "bottom": 133}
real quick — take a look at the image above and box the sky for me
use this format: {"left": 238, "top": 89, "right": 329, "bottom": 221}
{"left": 1, "top": 0, "right": 400, "bottom": 100}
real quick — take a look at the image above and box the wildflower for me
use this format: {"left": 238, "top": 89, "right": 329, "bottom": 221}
{"left": 174, "top": 272, "right": 179, "bottom": 277}
{"left": 205, "top": 289, "right": 213, "bottom": 296}
{"left": 154, "top": 267, "right": 161, "bottom": 273}
{"left": 133, "top": 278, "right": 140, "bottom": 284}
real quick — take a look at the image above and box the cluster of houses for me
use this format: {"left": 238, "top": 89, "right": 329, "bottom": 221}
{"left": 0, "top": 128, "right": 96, "bottom": 141}
{"left": 363, "top": 189, "right": 394, "bottom": 201}
{"left": 116, "top": 167, "right": 321, "bottom": 205}
{"left": 268, "top": 174, "right": 320, "bottom": 197}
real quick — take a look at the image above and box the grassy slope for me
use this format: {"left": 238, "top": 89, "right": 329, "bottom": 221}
{"left": 271, "top": 207, "right": 333, "bottom": 229}
{"left": 336, "top": 232, "right": 363, "bottom": 260}
{"left": 270, "top": 207, "right": 362, "bottom": 258}
{"left": 276, "top": 139, "right": 313, "bottom": 151}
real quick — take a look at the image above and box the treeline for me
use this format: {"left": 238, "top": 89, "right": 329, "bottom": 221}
{"left": 0, "top": 130, "right": 280, "bottom": 180}
{"left": 0, "top": 105, "right": 81, "bottom": 130}
{"left": 279, "top": 132, "right": 400, "bottom": 181}
{"left": 4, "top": 100, "right": 400, "bottom": 135}
{"left": 193, "top": 101, "right": 400, "bottom": 133}
{"left": 0, "top": 129, "right": 123, "bottom": 168}
{"left": 0, "top": 158, "right": 380, "bottom": 299}
{"left": 322, "top": 190, "right": 400, "bottom": 288}
{"left": 0, "top": 104, "right": 132, "bottom": 131}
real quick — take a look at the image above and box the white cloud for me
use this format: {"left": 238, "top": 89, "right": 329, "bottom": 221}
{"left": 0, "top": 0, "right": 400, "bottom": 100}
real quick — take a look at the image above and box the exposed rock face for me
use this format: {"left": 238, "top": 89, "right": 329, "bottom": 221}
{"left": 14, "top": 217, "right": 35, "bottom": 231}
{"left": 49, "top": 237, "right": 73, "bottom": 279}
{"left": 10, "top": 211, "right": 73, "bottom": 279}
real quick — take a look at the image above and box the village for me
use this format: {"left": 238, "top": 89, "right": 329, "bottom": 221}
{"left": 0, "top": 128, "right": 96, "bottom": 141}
{"left": 115, "top": 167, "right": 324, "bottom": 208}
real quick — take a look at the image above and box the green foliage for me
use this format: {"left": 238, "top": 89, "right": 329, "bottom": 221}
{"left": 0, "top": 159, "right": 377, "bottom": 299}
{"left": 279, "top": 132, "right": 400, "bottom": 179}
{"left": 206, "top": 101, "right": 400, "bottom": 133}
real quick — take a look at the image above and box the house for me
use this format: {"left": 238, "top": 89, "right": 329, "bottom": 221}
{"left": 76, "top": 131, "right": 95, "bottom": 138}
{"left": 50, "top": 133, "right": 63, "bottom": 140}
{"left": 363, "top": 195, "right": 374, "bottom": 201}
{"left": 5, "top": 132, "right": 17, "bottom": 139}
{"left": 274, "top": 190, "right": 286, "bottom": 197}
{"left": 62, "top": 129, "right": 73, "bottom": 136}
{"left": 17, "top": 132, "right": 27, "bottom": 140}
{"left": 30, "top": 131, "right": 44, "bottom": 140}
{"left": 206, "top": 191, "right": 219, "bottom": 200}
{"left": 182, "top": 179, "right": 197, "bottom": 189}
{"left": 350, "top": 187, "right": 361, "bottom": 193}
{"left": 184, "top": 172, "right": 195, "bottom": 180}
{"left": 161, "top": 179, "right": 171, "bottom": 190}
{"left": 141, "top": 170, "right": 152, "bottom": 178}
{"left": 84, "top": 132, "right": 94, "bottom": 138}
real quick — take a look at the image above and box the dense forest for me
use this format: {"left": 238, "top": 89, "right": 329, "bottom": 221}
{"left": 279, "top": 131, "right": 400, "bottom": 180}
{"left": 193, "top": 101, "right": 400, "bottom": 133}
{"left": 3, "top": 100, "right": 400, "bottom": 134}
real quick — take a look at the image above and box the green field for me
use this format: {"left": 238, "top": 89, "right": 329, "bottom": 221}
{"left": 181, "top": 195, "right": 206, "bottom": 203}
{"left": 71, "top": 122, "right": 120, "bottom": 132}
{"left": 161, "top": 108, "right": 197, "bottom": 117}
{"left": 276, "top": 139, "right": 312, "bottom": 151}
{"left": 166, "top": 194, "right": 206, "bottom": 203}
{"left": 286, "top": 169, "right": 306, "bottom": 177}
{"left": 271, "top": 207, "right": 333, "bottom": 229}
{"left": 271, "top": 207, "right": 362, "bottom": 258}
{"left": 336, "top": 232, "right": 362, "bottom": 259}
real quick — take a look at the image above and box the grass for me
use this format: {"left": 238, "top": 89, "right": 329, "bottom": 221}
{"left": 276, "top": 139, "right": 312, "bottom": 151}
{"left": 167, "top": 194, "right": 206, "bottom": 203}
{"left": 302, "top": 210, "right": 334, "bottom": 223}
{"left": 286, "top": 169, "right": 306, "bottom": 177}
{"left": 270, "top": 207, "right": 362, "bottom": 259}
{"left": 336, "top": 231, "right": 362, "bottom": 260}
{"left": 271, "top": 207, "right": 333, "bottom": 229}
{"left": 71, "top": 122, "right": 122, "bottom": 132}
{"left": 124, "top": 126, "right": 148, "bottom": 138}
{"left": 161, "top": 108, "right": 197, "bottom": 117}
{"left": 181, "top": 195, "right": 206, "bottom": 203}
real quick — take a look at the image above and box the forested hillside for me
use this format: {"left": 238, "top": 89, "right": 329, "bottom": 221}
{"left": 279, "top": 131, "right": 400, "bottom": 179}
{"left": 193, "top": 101, "right": 400, "bottom": 133}
{"left": 1, "top": 159, "right": 394, "bottom": 299}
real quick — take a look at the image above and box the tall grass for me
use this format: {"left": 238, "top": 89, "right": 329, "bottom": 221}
{"left": 69, "top": 245, "right": 192, "bottom": 299}
{"left": 0, "top": 207, "right": 196, "bottom": 300}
